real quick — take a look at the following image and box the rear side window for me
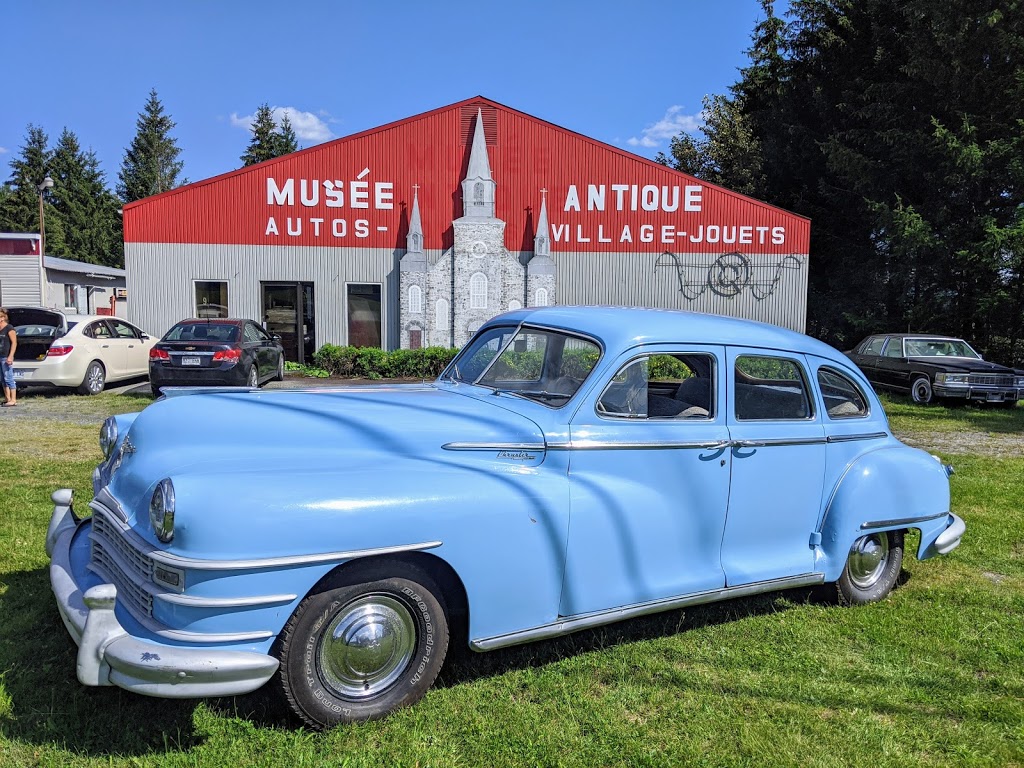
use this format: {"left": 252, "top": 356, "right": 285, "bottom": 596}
{"left": 817, "top": 367, "right": 869, "bottom": 418}
{"left": 883, "top": 338, "right": 904, "bottom": 358}
{"left": 734, "top": 356, "right": 812, "bottom": 420}
{"left": 862, "top": 337, "right": 884, "bottom": 355}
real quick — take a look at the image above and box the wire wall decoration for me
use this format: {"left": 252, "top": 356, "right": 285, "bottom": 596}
{"left": 656, "top": 251, "right": 804, "bottom": 300}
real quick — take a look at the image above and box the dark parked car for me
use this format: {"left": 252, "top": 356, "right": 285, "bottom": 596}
{"left": 149, "top": 319, "right": 285, "bottom": 396}
{"left": 846, "top": 334, "right": 1024, "bottom": 406}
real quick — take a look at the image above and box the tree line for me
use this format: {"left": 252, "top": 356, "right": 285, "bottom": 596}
{"left": 660, "top": 0, "right": 1023, "bottom": 363}
{"left": 0, "top": 89, "right": 299, "bottom": 268}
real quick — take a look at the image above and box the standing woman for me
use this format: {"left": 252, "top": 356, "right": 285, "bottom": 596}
{"left": 0, "top": 308, "right": 17, "bottom": 407}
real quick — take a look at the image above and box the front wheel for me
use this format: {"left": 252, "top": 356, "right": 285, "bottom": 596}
{"left": 910, "top": 375, "right": 933, "bottom": 404}
{"left": 276, "top": 569, "right": 449, "bottom": 729}
{"left": 78, "top": 361, "right": 106, "bottom": 395}
{"left": 273, "top": 356, "right": 284, "bottom": 382}
{"left": 836, "top": 529, "right": 904, "bottom": 605}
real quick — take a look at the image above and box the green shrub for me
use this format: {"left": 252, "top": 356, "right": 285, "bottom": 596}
{"left": 311, "top": 345, "right": 458, "bottom": 379}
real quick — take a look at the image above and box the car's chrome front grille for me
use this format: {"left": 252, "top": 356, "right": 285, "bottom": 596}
{"left": 968, "top": 373, "right": 1015, "bottom": 387}
{"left": 90, "top": 511, "right": 155, "bottom": 618}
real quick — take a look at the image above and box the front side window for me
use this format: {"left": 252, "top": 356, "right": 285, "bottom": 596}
{"left": 862, "top": 337, "right": 885, "bottom": 356}
{"left": 110, "top": 320, "right": 139, "bottom": 339}
{"left": 195, "top": 281, "right": 228, "bottom": 318}
{"left": 817, "top": 367, "right": 869, "bottom": 418}
{"left": 443, "top": 325, "right": 600, "bottom": 406}
{"left": 734, "top": 355, "right": 812, "bottom": 420}
{"left": 598, "top": 354, "right": 715, "bottom": 419}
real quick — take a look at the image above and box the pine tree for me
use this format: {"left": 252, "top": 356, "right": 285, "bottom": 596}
{"left": 51, "top": 128, "right": 123, "bottom": 266}
{"left": 0, "top": 124, "right": 66, "bottom": 254}
{"left": 240, "top": 104, "right": 280, "bottom": 167}
{"left": 276, "top": 112, "right": 300, "bottom": 156}
{"left": 118, "top": 88, "right": 185, "bottom": 202}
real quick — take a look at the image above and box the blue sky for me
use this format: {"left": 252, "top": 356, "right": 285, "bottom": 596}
{"left": 4, "top": 0, "right": 777, "bottom": 188}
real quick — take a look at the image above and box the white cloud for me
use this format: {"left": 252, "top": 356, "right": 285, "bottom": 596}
{"left": 230, "top": 106, "right": 335, "bottom": 144}
{"left": 627, "top": 105, "right": 701, "bottom": 149}
{"left": 0, "top": 146, "right": 7, "bottom": 154}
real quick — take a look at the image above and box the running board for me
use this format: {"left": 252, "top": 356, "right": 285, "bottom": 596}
{"left": 470, "top": 573, "right": 825, "bottom": 652}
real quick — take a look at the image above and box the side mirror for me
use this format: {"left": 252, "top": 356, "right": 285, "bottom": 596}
{"left": 272, "top": 334, "right": 281, "bottom": 342}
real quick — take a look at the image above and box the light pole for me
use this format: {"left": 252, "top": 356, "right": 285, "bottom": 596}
{"left": 37, "top": 176, "right": 54, "bottom": 306}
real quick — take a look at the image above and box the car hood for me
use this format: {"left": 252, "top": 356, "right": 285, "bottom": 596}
{"left": 107, "top": 383, "right": 546, "bottom": 519}
{"left": 907, "top": 357, "right": 1016, "bottom": 374}
{"left": 5, "top": 307, "right": 67, "bottom": 330}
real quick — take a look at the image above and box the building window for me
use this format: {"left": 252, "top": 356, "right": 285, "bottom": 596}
{"left": 408, "top": 285, "right": 423, "bottom": 314}
{"left": 534, "top": 288, "right": 548, "bottom": 307}
{"left": 436, "top": 299, "right": 450, "bottom": 330}
{"left": 508, "top": 299, "right": 522, "bottom": 311}
{"left": 347, "top": 284, "right": 382, "bottom": 348}
{"left": 470, "top": 273, "right": 488, "bottom": 309}
{"left": 63, "top": 284, "right": 78, "bottom": 308}
{"left": 195, "top": 280, "right": 228, "bottom": 318}
{"left": 474, "top": 182, "right": 484, "bottom": 205}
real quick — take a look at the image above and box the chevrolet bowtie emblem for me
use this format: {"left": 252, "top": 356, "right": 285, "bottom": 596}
{"left": 185, "top": 346, "right": 196, "bottom": 350}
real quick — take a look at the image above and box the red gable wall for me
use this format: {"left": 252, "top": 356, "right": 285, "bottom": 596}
{"left": 124, "top": 97, "right": 809, "bottom": 256}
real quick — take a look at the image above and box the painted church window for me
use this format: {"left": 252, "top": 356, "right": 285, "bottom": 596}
{"left": 508, "top": 299, "right": 522, "bottom": 311}
{"left": 436, "top": 299, "right": 450, "bottom": 329}
{"left": 534, "top": 288, "right": 549, "bottom": 307}
{"left": 474, "top": 182, "right": 484, "bottom": 205}
{"left": 409, "top": 285, "right": 423, "bottom": 314}
{"left": 470, "top": 273, "right": 488, "bottom": 309}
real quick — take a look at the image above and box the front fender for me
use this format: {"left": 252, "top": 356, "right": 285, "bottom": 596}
{"left": 817, "top": 445, "right": 951, "bottom": 581}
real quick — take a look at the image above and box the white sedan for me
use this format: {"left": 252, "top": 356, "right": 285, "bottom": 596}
{"left": 9, "top": 308, "right": 157, "bottom": 395}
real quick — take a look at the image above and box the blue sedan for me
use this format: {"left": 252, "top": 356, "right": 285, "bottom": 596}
{"left": 47, "top": 306, "right": 963, "bottom": 729}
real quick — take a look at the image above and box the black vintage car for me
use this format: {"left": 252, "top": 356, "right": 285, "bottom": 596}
{"left": 845, "top": 334, "right": 1024, "bottom": 406}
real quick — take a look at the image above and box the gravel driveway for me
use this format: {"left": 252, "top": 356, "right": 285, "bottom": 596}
{"left": 3, "top": 377, "right": 1021, "bottom": 457}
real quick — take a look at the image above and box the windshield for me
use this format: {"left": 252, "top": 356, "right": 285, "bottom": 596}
{"left": 904, "top": 338, "right": 980, "bottom": 359}
{"left": 442, "top": 325, "right": 601, "bottom": 406}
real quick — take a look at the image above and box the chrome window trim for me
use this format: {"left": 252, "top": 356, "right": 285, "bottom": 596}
{"left": 595, "top": 351, "right": 718, "bottom": 423}
{"left": 733, "top": 353, "right": 816, "bottom": 422}
{"left": 471, "top": 573, "right": 825, "bottom": 651}
{"left": 816, "top": 365, "right": 872, "bottom": 420}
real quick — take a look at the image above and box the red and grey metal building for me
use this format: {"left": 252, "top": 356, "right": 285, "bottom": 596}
{"left": 123, "top": 96, "right": 810, "bottom": 362}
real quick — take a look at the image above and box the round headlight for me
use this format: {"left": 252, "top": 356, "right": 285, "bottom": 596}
{"left": 100, "top": 417, "right": 118, "bottom": 458}
{"left": 149, "top": 478, "right": 176, "bottom": 543}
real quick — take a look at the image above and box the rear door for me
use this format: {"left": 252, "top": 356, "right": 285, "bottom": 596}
{"left": 722, "top": 349, "right": 825, "bottom": 586}
{"left": 109, "top": 319, "right": 148, "bottom": 377}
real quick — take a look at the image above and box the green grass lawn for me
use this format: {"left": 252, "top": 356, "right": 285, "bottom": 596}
{"left": 0, "top": 395, "right": 1021, "bottom": 766}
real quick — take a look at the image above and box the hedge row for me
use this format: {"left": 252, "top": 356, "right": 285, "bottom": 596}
{"left": 311, "top": 344, "right": 458, "bottom": 379}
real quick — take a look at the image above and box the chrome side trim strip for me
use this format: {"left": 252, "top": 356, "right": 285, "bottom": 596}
{"left": 155, "top": 592, "right": 298, "bottom": 608}
{"left": 732, "top": 437, "right": 826, "bottom": 448}
{"left": 470, "top": 573, "right": 825, "bottom": 651}
{"left": 443, "top": 442, "right": 546, "bottom": 452}
{"left": 860, "top": 511, "right": 950, "bottom": 530}
{"left": 546, "top": 439, "right": 730, "bottom": 451}
{"left": 826, "top": 432, "right": 889, "bottom": 443}
{"left": 149, "top": 540, "right": 444, "bottom": 571}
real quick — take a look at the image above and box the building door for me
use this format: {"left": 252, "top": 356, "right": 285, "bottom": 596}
{"left": 261, "top": 282, "right": 315, "bottom": 364}
{"left": 347, "top": 284, "right": 382, "bottom": 348}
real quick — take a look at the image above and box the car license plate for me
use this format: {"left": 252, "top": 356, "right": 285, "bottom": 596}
{"left": 12, "top": 369, "right": 26, "bottom": 379}
{"left": 181, "top": 356, "right": 202, "bottom": 366}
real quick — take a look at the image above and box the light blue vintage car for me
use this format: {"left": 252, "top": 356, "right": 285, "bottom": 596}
{"left": 47, "top": 306, "right": 964, "bottom": 728}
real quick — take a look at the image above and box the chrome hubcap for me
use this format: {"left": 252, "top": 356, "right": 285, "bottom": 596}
{"left": 847, "top": 534, "right": 889, "bottom": 588}
{"left": 318, "top": 595, "right": 416, "bottom": 699}
{"left": 913, "top": 381, "right": 930, "bottom": 402}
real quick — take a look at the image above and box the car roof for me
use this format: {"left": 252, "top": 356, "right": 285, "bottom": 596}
{"left": 175, "top": 318, "right": 248, "bottom": 325}
{"left": 874, "top": 333, "right": 966, "bottom": 341}
{"left": 488, "top": 306, "right": 846, "bottom": 361}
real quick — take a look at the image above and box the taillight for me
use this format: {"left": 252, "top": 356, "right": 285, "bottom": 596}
{"left": 149, "top": 348, "right": 170, "bottom": 361}
{"left": 46, "top": 345, "right": 74, "bottom": 357}
{"left": 212, "top": 348, "right": 242, "bottom": 362}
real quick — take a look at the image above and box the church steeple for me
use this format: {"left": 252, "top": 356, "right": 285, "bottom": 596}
{"left": 461, "top": 108, "right": 496, "bottom": 219}
{"left": 406, "top": 184, "right": 423, "bottom": 254}
{"left": 534, "top": 189, "right": 551, "bottom": 258}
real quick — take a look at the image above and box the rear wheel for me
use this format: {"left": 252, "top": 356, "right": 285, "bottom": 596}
{"left": 275, "top": 567, "right": 449, "bottom": 729}
{"left": 246, "top": 365, "right": 259, "bottom": 388}
{"left": 910, "top": 375, "right": 933, "bottom": 404}
{"left": 836, "top": 529, "right": 904, "bottom": 605}
{"left": 78, "top": 361, "right": 106, "bottom": 395}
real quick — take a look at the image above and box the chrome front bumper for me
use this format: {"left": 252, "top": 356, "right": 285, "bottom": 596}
{"left": 47, "top": 489, "right": 279, "bottom": 698}
{"left": 933, "top": 383, "right": 1022, "bottom": 402}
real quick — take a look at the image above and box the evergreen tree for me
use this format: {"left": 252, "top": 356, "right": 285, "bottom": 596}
{"left": 0, "top": 124, "right": 66, "bottom": 255}
{"left": 118, "top": 88, "right": 185, "bottom": 202}
{"left": 240, "top": 104, "right": 280, "bottom": 166}
{"left": 240, "top": 105, "right": 301, "bottom": 167}
{"left": 276, "top": 112, "right": 299, "bottom": 156}
{"left": 51, "top": 128, "right": 123, "bottom": 266}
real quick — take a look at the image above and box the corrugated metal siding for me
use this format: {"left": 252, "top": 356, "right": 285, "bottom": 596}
{"left": 126, "top": 243, "right": 397, "bottom": 344}
{"left": 0, "top": 254, "right": 43, "bottom": 305}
